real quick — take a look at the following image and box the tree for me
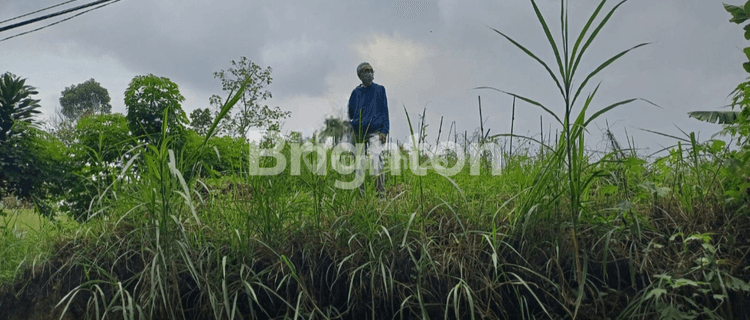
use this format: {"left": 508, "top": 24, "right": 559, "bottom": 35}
{"left": 189, "top": 107, "right": 213, "bottom": 135}
{"left": 0, "top": 72, "right": 42, "bottom": 198}
{"left": 0, "top": 72, "right": 41, "bottom": 142}
{"left": 0, "top": 73, "right": 65, "bottom": 209}
{"left": 124, "top": 74, "right": 188, "bottom": 144}
{"left": 320, "top": 116, "right": 349, "bottom": 145}
{"left": 210, "top": 57, "right": 290, "bottom": 138}
{"left": 59, "top": 78, "right": 112, "bottom": 120}
{"left": 0, "top": 122, "right": 69, "bottom": 213}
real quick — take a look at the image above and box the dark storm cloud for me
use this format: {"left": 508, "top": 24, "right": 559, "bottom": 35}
{"left": 1, "top": 0, "right": 748, "bottom": 151}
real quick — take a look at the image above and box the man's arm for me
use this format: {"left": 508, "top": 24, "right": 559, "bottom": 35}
{"left": 348, "top": 89, "right": 356, "bottom": 122}
{"left": 381, "top": 86, "right": 389, "bottom": 135}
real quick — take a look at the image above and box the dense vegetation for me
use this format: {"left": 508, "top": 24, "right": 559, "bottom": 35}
{"left": 2, "top": 1, "right": 750, "bottom": 319}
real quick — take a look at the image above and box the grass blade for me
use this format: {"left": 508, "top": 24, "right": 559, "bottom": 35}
{"left": 584, "top": 98, "right": 638, "bottom": 127}
{"left": 568, "top": 0, "right": 607, "bottom": 78}
{"left": 487, "top": 26, "right": 565, "bottom": 99}
{"left": 489, "top": 133, "right": 556, "bottom": 153}
{"left": 203, "top": 77, "right": 250, "bottom": 146}
{"left": 572, "top": 42, "right": 650, "bottom": 107}
{"left": 531, "top": 0, "right": 566, "bottom": 85}
{"left": 570, "top": 0, "right": 629, "bottom": 83}
{"left": 475, "top": 86, "right": 563, "bottom": 125}
{"left": 638, "top": 127, "right": 690, "bottom": 143}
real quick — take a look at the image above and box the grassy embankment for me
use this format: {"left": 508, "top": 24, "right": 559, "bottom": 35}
{"left": 2, "top": 1, "right": 750, "bottom": 318}
{"left": 0, "top": 129, "right": 748, "bottom": 319}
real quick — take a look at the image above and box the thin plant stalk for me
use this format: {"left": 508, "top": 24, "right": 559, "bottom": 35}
{"left": 436, "top": 115, "right": 443, "bottom": 146}
{"left": 478, "top": 96, "right": 484, "bottom": 144}
{"left": 510, "top": 96, "right": 516, "bottom": 160}
{"left": 477, "top": 1, "right": 653, "bottom": 317}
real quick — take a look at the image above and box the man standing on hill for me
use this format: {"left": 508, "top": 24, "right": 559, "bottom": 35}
{"left": 348, "top": 62, "right": 389, "bottom": 196}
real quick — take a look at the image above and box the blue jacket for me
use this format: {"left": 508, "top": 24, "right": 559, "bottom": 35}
{"left": 348, "top": 83, "right": 389, "bottom": 136}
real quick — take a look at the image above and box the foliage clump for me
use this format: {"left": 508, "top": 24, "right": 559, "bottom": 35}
{"left": 125, "top": 74, "right": 188, "bottom": 145}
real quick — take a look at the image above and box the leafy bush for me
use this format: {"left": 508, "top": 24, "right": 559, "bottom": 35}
{"left": 59, "top": 113, "right": 137, "bottom": 221}
{"left": 1, "top": 123, "right": 70, "bottom": 216}
{"left": 184, "top": 129, "right": 250, "bottom": 177}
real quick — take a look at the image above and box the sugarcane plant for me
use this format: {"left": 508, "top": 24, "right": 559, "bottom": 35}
{"left": 477, "top": 1, "right": 655, "bottom": 317}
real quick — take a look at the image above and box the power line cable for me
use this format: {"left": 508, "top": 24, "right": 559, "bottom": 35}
{"left": 0, "top": 0, "right": 121, "bottom": 43}
{"left": 0, "top": 0, "right": 80, "bottom": 25}
{"left": 0, "top": 0, "right": 115, "bottom": 33}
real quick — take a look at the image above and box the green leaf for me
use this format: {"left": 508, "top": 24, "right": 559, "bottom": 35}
{"left": 660, "top": 304, "right": 696, "bottom": 320}
{"left": 573, "top": 83, "right": 601, "bottom": 133}
{"left": 489, "top": 133, "right": 556, "bottom": 153}
{"left": 403, "top": 104, "right": 417, "bottom": 146}
{"left": 709, "top": 140, "right": 726, "bottom": 153}
{"left": 600, "top": 184, "right": 618, "bottom": 196}
{"left": 685, "top": 233, "right": 711, "bottom": 244}
{"left": 744, "top": 47, "right": 750, "bottom": 61}
{"left": 474, "top": 86, "right": 563, "bottom": 125}
{"left": 725, "top": 4, "right": 750, "bottom": 24}
{"left": 569, "top": 0, "right": 607, "bottom": 80}
{"left": 744, "top": 62, "right": 750, "bottom": 73}
{"left": 727, "top": 275, "right": 750, "bottom": 291}
{"left": 487, "top": 26, "right": 565, "bottom": 99}
{"left": 584, "top": 98, "right": 638, "bottom": 127}
{"left": 732, "top": 14, "right": 750, "bottom": 24}
{"left": 203, "top": 77, "right": 249, "bottom": 146}
{"left": 645, "top": 288, "right": 667, "bottom": 300}
{"left": 530, "top": 0, "right": 565, "bottom": 86}
{"left": 673, "top": 279, "right": 699, "bottom": 288}
{"left": 726, "top": 3, "right": 744, "bottom": 15}
{"left": 572, "top": 42, "right": 650, "bottom": 107}
{"left": 669, "top": 232, "right": 685, "bottom": 241}
{"left": 744, "top": 24, "right": 750, "bottom": 40}
{"left": 688, "top": 111, "right": 740, "bottom": 124}
{"left": 570, "top": 0, "right": 629, "bottom": 86}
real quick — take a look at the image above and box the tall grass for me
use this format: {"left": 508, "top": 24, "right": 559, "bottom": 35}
{"left": 477, "top": 2, "right": 656, "bottom": 313}
{"left": 0, "top": 208, "right": 75, "bottom": 284}
{"left": 3, "top": 116, "right": 749, "bottom": 319}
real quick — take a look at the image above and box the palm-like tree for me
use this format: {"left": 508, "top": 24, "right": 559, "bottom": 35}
{"left": 0, "top": 72, "right": 41, "bottom": 142}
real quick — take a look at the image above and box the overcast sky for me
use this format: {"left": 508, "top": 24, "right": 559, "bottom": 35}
{"left": 1, "top": 0, "right": 746, "bottom": 155}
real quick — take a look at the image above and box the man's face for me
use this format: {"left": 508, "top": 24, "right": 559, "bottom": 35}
{"left": 360, "top": 67, "right": 374, "bottom": 85}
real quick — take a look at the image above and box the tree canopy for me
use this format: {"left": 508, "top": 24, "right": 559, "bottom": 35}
{"left": 124, "top": 74, "right": 187, "bottom": 144}
{"left": 189, "top": 107, "right": 213, "bottom": 136}
{"left": 0, "top": 73, "right": 64, "bottom": 203}
{"left": 0, "top": 72, "right": 41, "bottom": 141}
{"left": 59, "top": 78, "right": 112, "bottom": 120}
{"left": 210, "top": 57, "right": 290, "bottom": 138}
